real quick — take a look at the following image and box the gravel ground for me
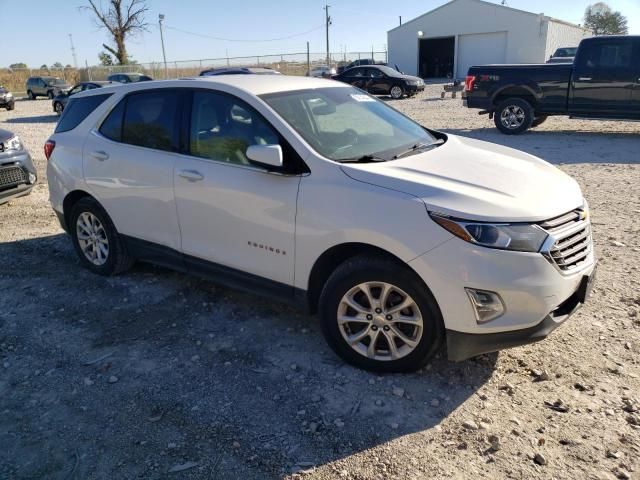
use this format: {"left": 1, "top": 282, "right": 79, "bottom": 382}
{"left": 1, "top": 84, "right": 639, "bottom": 480}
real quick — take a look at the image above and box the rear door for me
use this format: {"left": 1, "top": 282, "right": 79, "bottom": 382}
{"left": 368, "top": 68, "right": 391, "bottom": 94}
{"left": 570, "top": 37, "right": 635, "bottom": 117}
{"left": 630, "top": 38, "right": 640, "bottom": 118}
{"left": 83, "top": 89, "right": 183, "bottom": 251}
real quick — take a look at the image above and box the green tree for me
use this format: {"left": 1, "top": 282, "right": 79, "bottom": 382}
{"left": 52, "top": 62, "right": 64, "bottom": 69}
{"left": 9, "top": 63, "right": 27, "bottom": 69}
{"left": 83, "top": 0, "right": 149, "bottom": 65}
{"left": 584, "top": 2, "right": 628, "bottom": 35}
{"left": 99, "top": 51, "right": 114, "bottom": 66}
{"left": 40, "top": 64, "right": 49, "bottom": 70}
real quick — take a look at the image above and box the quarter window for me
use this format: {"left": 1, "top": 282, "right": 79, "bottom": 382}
{"left": 189, "top": 91, "right": 279, "bottom": 166}
{"left": 55, "top": 94, "right": 112, "bottom": 133}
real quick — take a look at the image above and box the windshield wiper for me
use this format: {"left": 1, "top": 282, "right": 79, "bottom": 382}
{"left": 339, "top": 154, "right": 389, "bottom": 164}
{"left": 392, "top": 139, "right": 445, "bottom": 160}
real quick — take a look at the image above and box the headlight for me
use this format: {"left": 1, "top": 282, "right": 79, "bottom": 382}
{"left": 406, "top": 80, "right": 418, "bottom": 86}
{"left": 3, "top": 135, "right": 23, "bottom": 152}
{"left": 429, "top": 212, "right": 548, "bottom": 252}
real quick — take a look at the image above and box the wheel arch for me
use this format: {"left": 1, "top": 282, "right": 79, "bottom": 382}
{"left": 307, "top": 242, "right": 421, "bottom": 314}
{"left": 491, "top": 84, "right": 539, "bottom": 109}
{"left": 63, "top": 190, "right": 97, "bottom": 230}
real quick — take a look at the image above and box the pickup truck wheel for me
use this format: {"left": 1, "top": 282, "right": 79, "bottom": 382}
{"left": 494, "top": 98, "right": 534, "bottom": 134}
{"left": 69, "top": 197, "right": 134, "bottom": 276}
{"left": 318, "top": 255, "right": 444, "bottom": 373}
{"left": 531, "top": 115, "right": 548, "bottom": 128}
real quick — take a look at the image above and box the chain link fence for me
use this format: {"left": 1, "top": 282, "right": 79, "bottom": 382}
{"left": 1, "top": 51, "right": 387, "bottom": 95}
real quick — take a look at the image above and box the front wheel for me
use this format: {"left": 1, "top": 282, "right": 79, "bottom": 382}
{"left": 494, "top": 98, "right": 534, "bottom": 135}
{"left": 69, "top": 197, "right": 134, "bottom": 276}
{"left": 27, "top": 90, "right": 35, "bottom": 100}
{"left": 319, "top": 255, "right": 444, "bottom": 372}
{"left": 390, "top": 85, "right": 404, "bottom": 100}
{"left": 54, "top": 102, "right": 63, "bottom": 115}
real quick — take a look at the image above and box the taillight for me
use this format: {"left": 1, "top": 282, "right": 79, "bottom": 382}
{"left": 44, "top": 140, "right": 56, "bottom": 161}
{"left": 464, "top": 75, "right": 476, "bottom": 92}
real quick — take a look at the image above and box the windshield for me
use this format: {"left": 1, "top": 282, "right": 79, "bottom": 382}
{"left": 47, "top": 78, "right": 66, "bottom": 86}
{"left": 261, "top": 87, "right": 437, "bottom": 162}
{"left": 375, "top": 66, "right": 403, "bottom": 77}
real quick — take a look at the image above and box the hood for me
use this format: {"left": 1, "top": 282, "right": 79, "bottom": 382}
{"left": 340, "top": 134, "right": 583, "bottom": 222}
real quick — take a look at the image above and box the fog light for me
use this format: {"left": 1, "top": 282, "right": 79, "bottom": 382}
{"left": 28, "top": 173, "right": 36, "bottom": 184}
{"left": 465, "top": 288, "right": 505, "bottom": 323}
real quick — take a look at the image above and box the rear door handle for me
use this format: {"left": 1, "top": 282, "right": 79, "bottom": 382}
{"left": 178, "top": 169, "right": 204, "bottom": 182}
{"left": 578, "top": 77, "right": 592, "bottom": 81}
{"left": 90, "top": 150, "right": 109, "bottom": 161}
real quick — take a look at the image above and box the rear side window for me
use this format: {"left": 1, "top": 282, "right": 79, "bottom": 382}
{"left": 122, "top": 91, "right": 179, "bottom": 151}
{"left": 55, "top": 94, "right": 112, "bottom": 133}
{"left": 579, "top": 41, "right": 632, "bottom": 69}
{"left": 99, "top": 99, "right": 126, "bottom": 141}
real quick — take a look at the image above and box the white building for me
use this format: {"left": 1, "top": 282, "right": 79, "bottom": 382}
{"left": 388, "top": 0, "right": 592, "bottom": 79}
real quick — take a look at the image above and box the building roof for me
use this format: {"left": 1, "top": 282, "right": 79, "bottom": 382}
{"left": 388, "top": 0, "right": 590, "bottom": 34}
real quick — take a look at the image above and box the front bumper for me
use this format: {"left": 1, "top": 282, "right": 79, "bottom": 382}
{"left": 447, "top": 268, "right": 596, "bottom": 360}
{"left": 408, "top": 235, "right": 596, "bottom": 359}
{"left": 0, "top": 151, "right": 37, "bottom": 205}
{"left": 0, "top": 98, "right": 14, "bottom": 108}
{"left": 406, "top": 84, "right": 425, "bottom": 94}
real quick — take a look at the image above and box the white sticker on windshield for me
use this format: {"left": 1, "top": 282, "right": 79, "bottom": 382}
{"left": 350, "top": 94, "right": 375, "bottom": 102}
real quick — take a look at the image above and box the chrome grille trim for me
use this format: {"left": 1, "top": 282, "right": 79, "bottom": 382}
{"left": 539, "top": 208, "right": 592, "bottom": 272}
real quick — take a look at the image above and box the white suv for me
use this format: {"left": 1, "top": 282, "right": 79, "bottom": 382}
{"left": 46, "top": 76, "right": 596, "bottom": 372}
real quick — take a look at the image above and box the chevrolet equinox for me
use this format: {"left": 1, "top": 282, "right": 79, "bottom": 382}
{"left": 46, "top": 76, "right": 596, "bottom": 372}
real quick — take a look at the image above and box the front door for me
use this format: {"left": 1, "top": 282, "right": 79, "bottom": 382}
{"left": 83, "top": 89, "right": 183, "bottom": 251}
{"left": 173, "top": 90, "right": 300, "bottom": 286}
{"left": 570, "top": 37, "right": 635, "bottom": 117}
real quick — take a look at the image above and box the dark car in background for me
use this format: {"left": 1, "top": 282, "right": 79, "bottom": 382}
{"left": 546, "top": 46, "right": 578, "bottom": 64}
{"left": 0, "top": 86, "right": 15, "bottom": 110}
{"left": 199, "top": 66, "right": 281, "bottom": 76}
{"left": 464, "top": 36, "right": 640, "bottom": 134}
{"left": 0, "top": 128, "right": 37, "bottom": 205}
{"left": 52, "top": 81, "right": 115, "bottom": 115}
{"left": 107, "top": 73, "right": 153, "bottom": 83}
{"left": 332, "top": 65, "right": 424, "bottom": 99}
{"left": 26, "top": 76, "right": 72, "bottom": 99}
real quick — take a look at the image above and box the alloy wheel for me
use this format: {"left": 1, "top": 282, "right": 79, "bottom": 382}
{"left": 76, "top": 212, "right": 109, "bottom": 266}
{"left": 337, "top": 281, "right": 423, "bottom": 361}
{"left": 390, "top": 86, "right": 403, "bottom": 99}
{"left": 500, "top": 105, "right": 525, "bottom": 129}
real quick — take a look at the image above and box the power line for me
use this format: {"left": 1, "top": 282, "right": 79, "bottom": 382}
{"left": 162, "top": 24, "right": 324, "bottom": 43}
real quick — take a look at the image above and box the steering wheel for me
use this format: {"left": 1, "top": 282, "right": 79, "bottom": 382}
{"left": 331, "top": 129, "right": 359, "bottom": 155}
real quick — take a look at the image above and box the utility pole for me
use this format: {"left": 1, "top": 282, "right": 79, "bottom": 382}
{"left": 324, "top": 5, "right": 331, "bottom": 66}
{"left": 158, "top": 14, "right": 168, "bottom": 79}
{"left": 306, "top": 41, "right": 310, "bottom": 76}
{"left": 399, "top": 16, "right": 402, "bottom": 26}
{"left": 68, "top": 34, "right": 78, "bottom": 69}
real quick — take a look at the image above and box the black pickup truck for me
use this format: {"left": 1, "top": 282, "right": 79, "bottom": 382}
{"left": 464, "top": 36, "right": 640, "bottom": 134}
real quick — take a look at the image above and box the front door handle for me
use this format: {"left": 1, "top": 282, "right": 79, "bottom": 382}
{"left": 178, "top": 169, "right": 204, "bottom": 182}
{"left": 578, "top": 77, "right": 592, "bottom": 81}
{"left": 90, "top": 150, "right": 109, "bottom": 161}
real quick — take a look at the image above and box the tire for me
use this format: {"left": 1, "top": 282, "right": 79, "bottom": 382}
{"left": 47, "top": 90, "right": 54, "bottom": 99}
{"left": 318, "top": 255, "right": 444, "bottom": 373}
{"left": 531, "top": 115, "right": 548, "bottom": 128}
{"left": 54, "top": 102, "right": 63, "bottom": 115}
{"left": 27, "top": 90, "right": 35, "bottom": 100}
{"left": 493, "top": 98, "right": 534, "bottom": 135}
{"left": 69, "top": 197, "right": 134, "bottom": 276}
{"left": 390, "top": 85, "right": 404, "bottom": 100}
{"left": 6, "top": 103, "right": 14, "bottom": 111}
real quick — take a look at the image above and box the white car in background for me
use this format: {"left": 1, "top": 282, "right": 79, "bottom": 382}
{"left": 45, "top": 76, "right": 596, "bottom": 372}
{"left": 307, "top": 65, "right": 336, "bottom": 77}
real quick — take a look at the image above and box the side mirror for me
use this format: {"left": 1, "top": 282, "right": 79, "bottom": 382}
{"left": 246, "top": 144, "right": 283, "bottom": 170}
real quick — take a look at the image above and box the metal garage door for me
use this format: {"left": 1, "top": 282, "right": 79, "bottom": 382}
{"left": 456, "top": 31, "right": 507, "bottom": 78}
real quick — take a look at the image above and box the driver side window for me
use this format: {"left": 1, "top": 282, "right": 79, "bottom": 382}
{"left": 189, "top": 91, "right": 279, "bottom": 166}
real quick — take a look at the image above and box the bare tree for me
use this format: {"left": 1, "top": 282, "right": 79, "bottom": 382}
{"left": 83, "top": 0, "right": 149, "bottom": 65}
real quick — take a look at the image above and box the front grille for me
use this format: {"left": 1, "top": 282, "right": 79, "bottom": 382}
{"left": 539, "top": 209, "right": 592, "bottom": 272}
{"left": 0, "top": 165, "right": 28, "bottom": 191}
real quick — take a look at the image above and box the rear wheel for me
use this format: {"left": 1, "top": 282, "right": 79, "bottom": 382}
{"left": 54, "top": 102, "right": 63, "bottom": 115}
{"left": 494, "top": 98, "right": 534, "bottom": 135}
{"left": 319, "top": 255, "right": 444, "bottom": 372}
{"left": 531, "top": 115, "right": 548, "bottom": 128}
{"left": 390, "top": 85, "right": 404, "bottom": 100}
{"left": 69, "top": 197, "right": 134, "bottom": 276}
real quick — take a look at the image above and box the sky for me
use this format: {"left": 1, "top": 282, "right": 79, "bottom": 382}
{"left": 0, "top": 0, "right": 638, "bottom": 68}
